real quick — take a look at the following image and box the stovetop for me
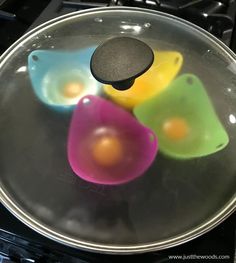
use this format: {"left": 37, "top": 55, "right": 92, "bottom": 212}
{"left": 1, "top": 0, "right": 236, "bottom": 53}
{"left": 0, "top": 203, "right": 235, "bottom": 262}
{"left": 0, "top": 0, "right": 236, "bottom": 262}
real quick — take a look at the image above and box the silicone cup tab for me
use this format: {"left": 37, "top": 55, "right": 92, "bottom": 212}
{"left": 134, "top": 74, "right": 229, "bottom": 159}
{"left": 67, "top": 95, "right": 158, "bottom": 185}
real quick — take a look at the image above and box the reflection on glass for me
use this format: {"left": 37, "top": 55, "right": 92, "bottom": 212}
{"left": 119, "top": 21, "right": 148, "bottom": 35}
{"left": 229, "top": 114, "right": 236, "bottom": 124}
{"left": 16, "top": 66, "right": 27, "bottom": 73}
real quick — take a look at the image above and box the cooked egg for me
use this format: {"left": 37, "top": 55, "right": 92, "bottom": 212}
{"left": 163, "top": 117, "right": 190, "bottom": 140}
{"left": 67, "top": 95, "right": 158, "bottom": 185}
{"left": 92, "top": 135, "right": 123, "bottom": 167}
{"left": 62, "top": 82, "right": 84, "bottom": 98}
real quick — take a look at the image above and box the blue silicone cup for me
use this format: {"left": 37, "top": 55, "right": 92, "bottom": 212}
{"left": 28, "top": 47, "right": 102, "bottom": 111}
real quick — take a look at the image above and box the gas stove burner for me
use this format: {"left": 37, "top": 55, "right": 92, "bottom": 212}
{"left": 107, "top": 0, "right": 235, "bottom": 42}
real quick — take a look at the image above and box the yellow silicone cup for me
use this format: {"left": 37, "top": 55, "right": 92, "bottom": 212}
{"left": 104, "top": 51, "right": 183, "bottom": 109}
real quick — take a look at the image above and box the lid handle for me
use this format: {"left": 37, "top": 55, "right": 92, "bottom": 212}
{"left": 90, "top": 37, "right": 154, "bottom": 90}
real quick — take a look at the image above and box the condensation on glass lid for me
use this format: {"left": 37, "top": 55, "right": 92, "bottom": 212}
{"left": 134, "top": 74, "right": 229, "bottom": 159}
{"left": 28, "top": 47, "right": 102, "bottom": 111}
{"left": 104, "top": 50, "right": 183, "bottom": 109}
{"left": 67, "top": 95, "right": 158, "bottom": 185}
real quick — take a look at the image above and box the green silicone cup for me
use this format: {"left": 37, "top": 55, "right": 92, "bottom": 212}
{"left": 134, "top": 74, "right": 229, "bottom": 159}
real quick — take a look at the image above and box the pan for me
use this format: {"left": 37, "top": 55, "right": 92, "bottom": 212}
{"left": 0, "top": 7, "right": 235, "bottom": 254}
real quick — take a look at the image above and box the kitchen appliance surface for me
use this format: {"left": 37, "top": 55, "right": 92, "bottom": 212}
{"left": 0, "top": 0, "right": 235, "bottom": 263}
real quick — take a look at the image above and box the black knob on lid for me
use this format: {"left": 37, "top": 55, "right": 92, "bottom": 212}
{"left": 90, "top": 37, "right": 154, "bottom": 90}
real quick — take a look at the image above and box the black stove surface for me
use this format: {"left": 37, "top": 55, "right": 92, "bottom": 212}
{"left": 0, "top": 0, "right": 236, "bottom": 262}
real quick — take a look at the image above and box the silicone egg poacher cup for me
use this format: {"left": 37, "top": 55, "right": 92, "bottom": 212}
{"left": 134, "top": 74, "right": 229, "bottom": 159}
{"left": 104, "top": 50, "right": 183, "bottom": 109}
{"left": 28, "top": 47, "right": 102, "bottom": 111}
{"left": 67, "top": 95, "right": 158, "bottom": 185}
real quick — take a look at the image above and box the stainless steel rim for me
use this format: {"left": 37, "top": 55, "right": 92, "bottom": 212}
{"left": 0, "top": 6, "right": 236, "bottom": 254}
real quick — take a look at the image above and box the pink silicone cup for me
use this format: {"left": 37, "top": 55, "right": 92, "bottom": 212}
{"left": 67, "top": 95, "right": 158, "bottom": 185}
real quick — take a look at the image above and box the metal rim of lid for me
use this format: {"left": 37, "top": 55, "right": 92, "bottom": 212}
{"left": 0, "top": 6, "right": 235, "bottom": 254}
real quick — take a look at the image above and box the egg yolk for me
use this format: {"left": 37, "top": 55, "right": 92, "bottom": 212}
{"left": 163, "top": 117, "right": 190, "bottom": 140}
{"left": 62, "top": 82, "right": 84, "bottom": 98}
{"left": 92, "top": 135, "right": 123, "bottom": 167}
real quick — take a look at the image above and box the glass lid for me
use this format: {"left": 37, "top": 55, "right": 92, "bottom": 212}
{"left": 0, "top": 7, "right": 235, "bottom": 253}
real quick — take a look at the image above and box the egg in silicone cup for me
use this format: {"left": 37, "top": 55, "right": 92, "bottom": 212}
{"left": 67, "top": 95, "right": 158, "bottom": 185}
{"left": 104, "top": 51, "right": 183, "bottom": 109}
{"left": 28, "top": 47, "right": 102, "bottom": 111}
{"left": 134, "top": 74, "right": 229, "bottom": 159}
